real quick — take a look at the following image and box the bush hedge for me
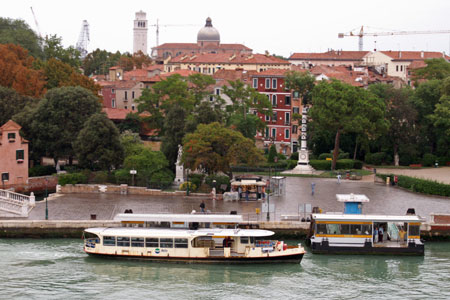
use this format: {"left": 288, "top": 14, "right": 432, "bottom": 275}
{"left": 365, "top": 152, "right": 387, "bottom": 165}
{"left": 187, "top": 174, "right": 204, "bottom": 192}
{"left": 205, "top": 175, "right": 230, "bottom": 193}
{"left": 377, "top": 174, "right": 450, "bottom": 197}
{"left": 318, "top": 153, "right": 333, "bottom": 160}
{"left": 29, "top": 165, "right": 56, "bottom": 177}
{"left": 58, "top": 173, "right": 88, "bottom": 186}
{"left": 421, "top": 153, "right": 437, "bottom": 167}
{"left": 309, "top": 159, "right": 362, "bottom": 170}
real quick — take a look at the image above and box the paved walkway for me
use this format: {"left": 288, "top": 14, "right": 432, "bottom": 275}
{"left": 20, "top": 176, "right": 450, "bottom": 222}
{"left": 374, "top": 167, "right": 450, "bottom": 184}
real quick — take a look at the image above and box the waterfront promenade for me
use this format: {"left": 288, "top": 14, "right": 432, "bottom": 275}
{"left": 19, "top": 175, "right": 450, "bottom": 222}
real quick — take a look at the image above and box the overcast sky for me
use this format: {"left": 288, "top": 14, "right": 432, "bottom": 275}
{"left": 2, "top": 0, "right": 450, "bottom": 57}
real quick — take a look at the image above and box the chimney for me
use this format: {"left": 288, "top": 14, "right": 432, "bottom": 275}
{"left": 421, "top": 51, "right": 424, "bottom": 58}
{"left": 399, "top": 51, "right": 402, "bottom": 59}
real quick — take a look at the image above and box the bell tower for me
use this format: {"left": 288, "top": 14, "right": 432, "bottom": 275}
{"left": 133, "top": 10, "right": 148, "bottom": 54}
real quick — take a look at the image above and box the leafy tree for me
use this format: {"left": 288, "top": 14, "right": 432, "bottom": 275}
{"left": 285, "top": 70, "right": 316, "bottom": 105}
{"left": 183, "top": 122, "right": 264, "bottom": 177}
{"left": 74, "top": 113, "right": 124, "bottom": 171}
{"left": 0, "top": 44, "right": 46, "bottom": 97}
{"left": 17, "top": 86, "right": 101, "bottom": 165}
{"left": 369, "top": 84, "right": 417, "bottom": 166}
{"left": 118, "top": 113, "right": 142, "bottom": 133}
{"left": 119, "top": 130, "right": 143, "bottom": 157}
{"left": 413, "top": 58, "right": 450, "bottom": 81}
{"left": 0, "top": 17, "right": 43, "bottom": 59}
{"left": 0, "top": 86, "right": 37, "bottom": 125}
{"left": 188, "top": 73, "right": 216, "bottom": 104}
{"left": 124, "top": 148, "right": 172, "bottom": 184}
{"left": 429, "top": 76, "right": 450, "bottom": 156}
{"left": 82, "top": 49, "right": 121, "bottom": 76}
{"left": 161, "top": 105, "right": 187, "bottom": 170}
{"left": 131, "top": 51, "right": 153, "bottom": 69}
{"left": 43, "top": 35, "right": 81, "bottom": 68}
{"left": 185, "top": 101, "right": 225, "bottom": 133}
{"left": 268, "top": 144, "right": 277, "bottom": 163}
{"left": 309, "top": 80, "right": 387, "bottom": 170}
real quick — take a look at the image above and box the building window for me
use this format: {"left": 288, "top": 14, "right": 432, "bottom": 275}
{"left": 111, "top": 89, "right": 115, "bottom": 94}
{"left": 253, "top": 78, "right": 258, "bottom": 88}
{"left": 285, "top": 129, "right": 290, "bottom": 139}
{"left": 285, "top": 112, "right": 290, "bottom": 125}
{"left": 16, "top": 149, "right": 24, "bottom": 160}
{"left": 265, "top": 78, "right": 270, "bottom": 89}
{"left": 132, "top": 105, "right": 135, "bottom": 111}
{"left": 7, "top": 133, "right": 16, "bottom": 141}
{"left": 292, "top": 125, "right": 298, "bottom": 133}
{"left": 272, "top": 111, "right": 277, "bottom": 122}
{"left": 265, "top": 127, "right": 269, "bottom": 138}
{"left": 396, "top": 65, "right": 399, "bottom": 72}
{"left": 272, "top": 78, "right": 277, "bottom": 89}
{"left": 125, "top": 91, "right": 128, "bottom": 100}
{"left": 111, "top": 99, "right": 116, "bottom": 108}
{"left": 285, "top": 96, "right": 291, "bottom": 105}
{"left": 209, "top": 95, "right": 214, "bottom": 102}
{"left": 271, "top": 128, "right": 276, "bottom": 138}
{"left": 293, "top": 107, "right": 299, "bottom": 114}
{"left": 272, "top": 95, "right": 277, "bottom": 107}
{"left": 293, "top": 91, "right": 299, "bottom": 98}
{"left": 124, "top": 106, "right": 128, "bottom": 109}
{"left": 215, "top": 88, "right": 220, "bottom": 95}
{"left": 265, "top": 114, "right": 270, "bottom": 121}
{"left": 132, "top": 91, "right": 135, "bottom": 99}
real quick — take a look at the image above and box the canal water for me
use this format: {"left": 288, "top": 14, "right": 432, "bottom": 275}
{"left": 0, "top": 239, "right": 448, "bottom": 299}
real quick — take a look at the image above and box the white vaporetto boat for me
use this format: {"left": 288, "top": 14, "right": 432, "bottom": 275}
{"left": 83, "top": 214, "right": 305, "bottom": 263}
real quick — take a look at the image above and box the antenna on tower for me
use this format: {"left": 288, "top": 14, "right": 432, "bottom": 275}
{"left": 76, "top": 20, "right": 90, "bottom": 59}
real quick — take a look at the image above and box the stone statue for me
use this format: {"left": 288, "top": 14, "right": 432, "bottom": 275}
{"left": 174, "top": 145, "right": 185, "bottom": 184}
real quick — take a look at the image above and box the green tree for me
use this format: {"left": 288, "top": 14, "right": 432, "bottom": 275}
{"left": 268, "top": 144, "right": 277, "bottom": 163}
{"left": 309, "top": 80, "right": 387, "bottom": 170}
{"left": 285, "top": 70, "right": 316, "bottom": 105}
{"left": 43, "top": 35, "right": 81, "bottom": 68}
{"left": 124, "top": 148, "right": 172, "bottom": 184}
{"left": 82, "top": 49, "right": 120, "bottom": 76}
{"left": 0, "top": 86, "right": 37, "bottom": 125}
{"left": 74, "top": 113, "right": 124, "bottom": 170}
{"left": 183, "top": 122, "right": 264, "bottom": 177}
{"left": 18, "top": 86, "right": 101, "bottom": 165}
{"left": 119, "top": 131, "right": 143, "bottom": 157}
{"left": 413, "top": 58, "right": 450, "bottom": 81}
{"left": 185, "top": 101, "right": 225, "bottom": 133}
{"left": 161, "top": 105, "right": 187, "bottom": 170}
{"left": 118, "top": 113, "right": 141, "bottom": 133}
{"left": 0, "top": 17, "right": 43, "bottom": 59}
{"left": 369, "top": 84, "right": 417, "bottom": 166}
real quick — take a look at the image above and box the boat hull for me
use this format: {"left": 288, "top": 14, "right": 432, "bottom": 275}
{"left": 310, "top": 241, "right": 424, "bottom": 256}
{"left": 85, "top": 251, "right": 304, "bottom": 264}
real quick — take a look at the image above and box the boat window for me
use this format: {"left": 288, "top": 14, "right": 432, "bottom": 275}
{"left": 326, "top": 224, "right": 340, "bottom": 234}
{"left": 361, "top": 224, "right": 372, "bottom": 235}
{"left": 250, "top": 237, "right": 255, "bottom": 244}
{"left": 240, "top": 237, "right": 249, "bottom": 244}
{"left": 145, "top": 238, "right": 159, "bottom": 248}
{"left": 409, "top": 225, "right": 420, "bottom": 237}
{"left": 103, "top": 236, "right": 116, "bottom": 246}
{"left": 340, "top": 224, "right": 350, "bottom": 234}
{"left": 160, "top": 238, "right": 174, "bottom": 248}
{"left": 350, "top": 224, "right": 362, "bottom": 235}
{"left": 174, "top": 238, "right": 188, "bottom": 248}
{"left": 316, "top": 224, "right": 327, "bottom": 234}
{"left": 117, "top": 237, "right": 130, "bottom": 247}
{"left": 131, "top": 237, "right": 144, "bottom": 247}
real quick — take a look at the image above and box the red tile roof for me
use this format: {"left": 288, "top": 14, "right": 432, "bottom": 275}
{"left": 381, "top": 50, "right": 450, "bottom": 61}
{"left": 289, "top": 51, "right": 369, "bottom": 61}
{"left": 1, "top": 120, "right": 21, "bottom": 131}
{"left": 212, "top": 69, "right": 257, "bottom": 81}
{"left": 153, "top": 43, "right": 252, "bottom": 51}
{"left": 102, "top": 108, "right": 133, "bottom": 120}
{"left": 146, "top": 70, "right": 199, "bottom": 82}
{"left": 170, "top": 53, "right": 289, "bottom": 65}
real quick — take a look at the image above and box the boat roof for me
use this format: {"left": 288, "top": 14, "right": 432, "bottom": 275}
{"left": 114, "top": 214, "right": 243, "bottom": 223}
{"left": 231, "top": 180, "right": 266, "bottom": 186}
{"left": 336, "top": 194, "right": 370, "bottom": 203}
{"left": 84, "top": 227, "right": 274, "bottom": 238}
{"left": 312, "top": 213, "right": 424, "bottom": 223}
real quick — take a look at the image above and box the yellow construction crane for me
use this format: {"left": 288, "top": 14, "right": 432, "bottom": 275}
{"left": 149, "top": 19, "right": 199, "bottom": 46}
{"left": 338, "top": 26, "right": 450, "bottom": 51}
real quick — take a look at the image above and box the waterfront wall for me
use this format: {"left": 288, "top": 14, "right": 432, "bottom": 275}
{"left": 1, "top": 220, "right": 449, "bottom": 240}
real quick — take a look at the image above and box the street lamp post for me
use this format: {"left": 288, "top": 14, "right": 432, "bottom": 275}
{"left": 45, "top": 178, "right": 48, "bottom": 220}
{"left": 130, "top": 170, "right": 137, "bottom": 186}
{"left": 186, "top": 170, "right": 190, "bottom": 196}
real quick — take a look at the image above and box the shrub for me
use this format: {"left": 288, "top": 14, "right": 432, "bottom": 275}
{"left": 338, "top": 152, "right": 349, "bottom": 159}
{"left": 205, "top": 175, "right": 230, "bottom": 192}
{"left": 365, "top": 152, "right": 386, "bottom": 165}
{"left": 58, "top": 173, "right": 88, "bottom": 186}
{"left": 376, "top": 174, "right": 450, "bottom": 197}
{"left": 90, "top": 171, "right": 108, "bottom": 183}
{"left": 287, "top": 160, "right": 298, "bottom": 169}
{"left": 421, "top": 153, "right": 437, "bottom": 167}
{"left": 336, "top": 159, "right": 354, "bottom": 169}
{"left": 29, "top": 165, "right": 56, "bottom": 177}
{"left": 179, "top": 181, "right": 196, "bottom": 192}
{"left": 114, "top": 169, "right": 130, "bottom": 184}
{"left": 310, "top": 160, "right": 331, "bottom": 170}
{"left": 187, "top": 173, "right": 204, "bottom": 191}
{"left": 353, "top": 160, "right": 363, "bottom": 169}
{"left": 437, "top": 156, "right": 450, "bottom": 166}
{"left": 318, "top": 153, "right": 333, "bottom": 160}
{"left": 290, "top": 152, "right": 299, "bottom": 161}
{"left": 268, "top": 144, "right": 277, "bottom": 163}
{"left": 277, "top": 153, "right": 287, "bottom": 160}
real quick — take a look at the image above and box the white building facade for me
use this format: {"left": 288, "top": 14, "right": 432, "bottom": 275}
{"left": 133, "top": 11, "right": 148, "bottom": 54}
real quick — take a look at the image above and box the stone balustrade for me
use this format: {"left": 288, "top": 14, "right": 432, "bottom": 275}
{"left": 0, "top": 189, "right": 35, "bottom": 217}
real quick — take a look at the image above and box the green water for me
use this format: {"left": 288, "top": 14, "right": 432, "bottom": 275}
{"left": 0, "top": 239, "right": 448, "bottom": 299}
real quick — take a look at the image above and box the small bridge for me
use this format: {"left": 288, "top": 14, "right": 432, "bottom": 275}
{"left": 0, "top": 189, "right": 35, "bottom": 217}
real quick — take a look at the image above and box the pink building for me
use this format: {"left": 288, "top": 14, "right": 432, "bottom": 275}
{"left": 0, "top": 120, "right": 29, "bottom": 188}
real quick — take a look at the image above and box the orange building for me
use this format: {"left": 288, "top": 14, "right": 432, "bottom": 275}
{"left": 0, "top": 120, "right": 29, "bottom": 188}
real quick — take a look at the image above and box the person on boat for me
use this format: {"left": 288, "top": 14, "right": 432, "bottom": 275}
{"left": 200, "top": 201, "right": 206, "bottom": 213}
{"left": 379, "top": 226, "right": 384, "bottom": 242}
{"left": 399, "top": 227, "right": 406, "bottom": 243}
{"left": 374, "top": 227, "right": 378, "bottom": 243}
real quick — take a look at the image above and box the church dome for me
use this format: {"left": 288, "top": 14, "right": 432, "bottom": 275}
{"left": 197, "top": 17, "right": 220, "bottom": 42}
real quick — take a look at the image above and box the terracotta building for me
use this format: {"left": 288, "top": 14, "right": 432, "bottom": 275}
{"left": 151, "top": 17, "right": 252, "bottom": 62}
{"left": 0, "top": 120, "right": 28, "bottom": 188}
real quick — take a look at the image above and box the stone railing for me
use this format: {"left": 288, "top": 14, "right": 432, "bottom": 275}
{"left": 0, "top": 189, "right": 35, "bottom": 217}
